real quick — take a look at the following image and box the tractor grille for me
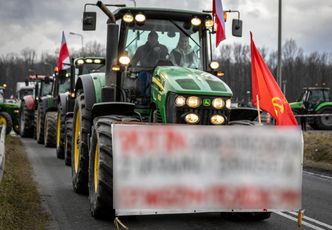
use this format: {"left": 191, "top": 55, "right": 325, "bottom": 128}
{"left": 166, "top": 93, "right": 231, "bottom": 125}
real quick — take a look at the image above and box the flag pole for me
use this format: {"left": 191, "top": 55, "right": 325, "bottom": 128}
{"left": 256, "top": 95, "right": 262, "bottom": 125}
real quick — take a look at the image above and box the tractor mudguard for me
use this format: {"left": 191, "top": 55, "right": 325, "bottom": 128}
{"left": 75, "top": 75, "right": 97, "bottom": 112}
{"left": 91, "top": 102, "right": 136, "bottom": 119}
{"left": 315, "top": 102, "right": 332, "bottom": 112}
{"left": 23, "top": 95, "right": 35, "bottom": 111}
{"left": 58, "top": 93, "right": 68, "bottom": 114}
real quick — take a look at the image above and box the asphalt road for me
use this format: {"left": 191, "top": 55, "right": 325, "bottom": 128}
{"left": 20, "top": 137, "right": 332, "bottom": 230}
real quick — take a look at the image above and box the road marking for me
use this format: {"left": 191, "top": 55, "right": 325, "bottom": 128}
{"left": 288, "top": 211, "right": 332, "bottom": 229}
{"left": 304, "top": 170, "right": 332, "bottom": 180}
{"left": 274, "top": 211, "right": 332, "bottom": 230}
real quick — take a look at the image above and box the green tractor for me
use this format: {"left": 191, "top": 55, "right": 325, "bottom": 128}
{"left": 68, "top": 1, "right": 273, "bottom": 220}
{"left": 56, "top": 57, "right": 105, "bottom": 164}
{"left": 0, "top": 86, "right": 20, "bottom": 135}
{"left": 37, "top": 72, "right": 71, "bottom": 148}
{"left": 290, "top": 87, "right": 332, "bottom": 130}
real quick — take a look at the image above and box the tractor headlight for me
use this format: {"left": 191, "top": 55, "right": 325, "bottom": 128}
{"left": 123, "top": 13, "right": 134, "bottom": 23}
{"left": 185, "top": 113, "right": 200, "bottom": 124}
{"left": 212, "top": 98, "right": 225, "bottom": 109}
{"left": 175, "top": 96, "right": 186, "bottom": 107}
{"left": 135, "top": 13, "right": 146, "bottom": 23}
{"left": 205, "top": 19, "right": 214, "bottom": 28}
{"left": 210, "top": 115, "right": 225, "bottom": 125}
{"left": 119, "top": 55, "right": 130, "bottom": 65}
{"left": 76, "top": 59, "right": 84, "bottom": 65}
{"left": 225, "top": 99, "right": 232, "bottom": 109}
{"left": 186, "top": 96, "right": 202, "bottom": 108}
{"left": 14, "top": 109, "right": 20, "bottom": 114}
{"left": 191, "top": 17, "right": 202, "bottom": 26}
{"left": 85, "top": 59, "right": 93, "bottom": 63}
{"left": 93, "top": 59, "right": 102, "bottom": 64}
{"left": 210, "top": 61, "right": 220, "bottom": 70}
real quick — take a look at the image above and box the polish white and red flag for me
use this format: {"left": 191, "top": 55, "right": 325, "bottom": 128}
{"left": 57, "top": 31, "right": 70, "bottom": 71}
{"left": 212, "top": 0, "right": 226, "bottom": 47}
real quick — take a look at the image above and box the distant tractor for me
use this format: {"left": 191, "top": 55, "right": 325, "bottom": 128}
{"left": 290, "top": 87, "right": 332, "bottom": 130}
{"left": 17, "top": 80, "right": 36, "bottom": 137}
{"left": 56, "top": 57, "right": 105, "bottom": 165}
{"left": 0, "top": 86, "right": 20, "bottom": 135}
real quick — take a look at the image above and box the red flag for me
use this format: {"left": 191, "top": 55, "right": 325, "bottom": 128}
{"left": 57, "top": 31, "right": 70, "bottom": 72}
{"left": 250, "top": 32, "right": 297, "bottom": 126}
{"left": 212, "top": 0, "right": 226, "bottom": 46}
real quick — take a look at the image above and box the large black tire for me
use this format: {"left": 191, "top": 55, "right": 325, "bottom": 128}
{"left": 20, "top": 102, "right": 34, "bottom": 137}
{"left": 64, "top": 117, "right": 73, "bottom": 166}
{"left": 36, "top": 103, "right": 45, "bottom": 144}
{"left": 44, "top": 112, "right": 57, "bottom": 147}
{"left": 56, "top": 104, "right": 66, "bottom": 159}
{"left": 89, "top": 115, "right": 140, "bottom": 219}
{"left": 71, "top": 92, "right": 91, "bottom": 194}
{"left": 0, "top": 112, "right": 13, "bottom": 135}
{"left": 315, "top": 107, "right": 332, "bottom": 130}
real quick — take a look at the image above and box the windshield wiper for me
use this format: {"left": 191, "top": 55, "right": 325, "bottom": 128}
{"left": 169, "top": 20, "right": 200, "bottom": 48}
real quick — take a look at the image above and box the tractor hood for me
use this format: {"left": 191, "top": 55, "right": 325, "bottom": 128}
{"left": 289, "top": 101, "right": 303, "bottom": 110}
{"left": 154, "top": 66, "right": 233, "bottom": 97}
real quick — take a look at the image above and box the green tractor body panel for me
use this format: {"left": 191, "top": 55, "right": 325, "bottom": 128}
{"left": 151, "top": 66, "right": 233, "bottom": 123}
{"left": 0, "top": 88, "right": 20, "bottom": 132}
{"left": 289, "top": 101, "right": 303, "bottom": 111}
{"left": 90, "top": 73, "right": 106, "bottom": 103}
{"left": 315, "top": 101, "right": 332, "bottom": 112}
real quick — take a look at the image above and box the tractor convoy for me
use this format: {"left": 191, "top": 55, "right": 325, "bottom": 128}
{"left": 6, "top": 0, "right": 314, "bottom": 224}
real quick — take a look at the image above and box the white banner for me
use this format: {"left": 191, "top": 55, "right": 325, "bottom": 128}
{"left": 112, "top": 125, "right": 303, "bottom": 213}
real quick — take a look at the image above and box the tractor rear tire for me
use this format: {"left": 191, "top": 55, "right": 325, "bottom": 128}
{"left": 20, "top": 102, "right": 34, "bottom": 137}
{"left": 56, "top": 105, "right": 66, "bottom": 159}
{"left": 44, "top": 112, "right": 57, "bottom": 147}
{"left": 315, "top": 107, "right": 332, "bottom": 130}
{"left": 0, "top": 112, "right": 13, "bottom": 135}
{"left": 36, "top": 103, "right": 45, "bottom": 144}
{"left": 71, "top": 92, "right": 91, "bottom": 194}
{"left": 89, "top": 115, "right": 140, "bottom": 219}
{"left": 64, "top": 117, "right": 73, "bottom": 166}
{"left": 33, "top": 111, "right": 37, "bottom": 139}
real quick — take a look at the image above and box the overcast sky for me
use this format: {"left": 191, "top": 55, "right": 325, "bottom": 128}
{"left": 0, "top": 0, "right": 331, "bottom": 58}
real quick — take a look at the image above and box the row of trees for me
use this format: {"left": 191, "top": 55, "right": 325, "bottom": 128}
{"left": 0, "top": 39, "right": 331, "bottom": 102}
{"left": 219, "top": 39, "right": 332, "bottom": 104}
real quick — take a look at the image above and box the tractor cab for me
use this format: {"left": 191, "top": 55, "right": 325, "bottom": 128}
{"left": 301, "top": 87, "right": 330, "bottom": 111}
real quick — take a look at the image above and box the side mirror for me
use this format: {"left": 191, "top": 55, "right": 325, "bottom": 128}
{"left": 83, "top": 12, "right": 97, "bottom": 31}
{"left": 232, "top": 19, "right": 242, "bottom": 37}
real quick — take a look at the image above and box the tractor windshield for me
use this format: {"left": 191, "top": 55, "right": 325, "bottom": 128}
{"left": 18, "top": 88, "right": 33, "bottom": 100}
{"left": 125, "top": 19, "right": 203, "bottom": 69}
{"left": 42, "top": 82, "right": 53, "bottom": 96}
{"left": 59, "top": 78, "right": 71, "bottom": 94}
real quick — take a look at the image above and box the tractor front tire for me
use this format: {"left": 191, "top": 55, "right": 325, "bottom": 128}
{"left": 0, "top": 112, "right": 13, "bottom": 135}
{"left": 89, "top": 115, "right": 140, "bottom": 219}
{"left": 71, "top": 92, "right": 91, "bottom": 194}
{"left": 44, "top": 112, "right": 57, "bottom": 147}
{"left": 64, "top": 117, "right": 73, "bottom": 166}
{"left": 36, "top": 104, "right": 45, "bottom": 144}
{"left": 20, "top": 103, "right": 34, "bottom": 137}
{"left": 56, "top": 105, "right": 66, "bottom": 159}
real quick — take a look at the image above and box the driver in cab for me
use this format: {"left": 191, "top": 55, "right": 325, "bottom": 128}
{"left": 131, "top": 31, "right": 168, "bottom": 67}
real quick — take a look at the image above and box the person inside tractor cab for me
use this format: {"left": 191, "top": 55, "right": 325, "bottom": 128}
{"left": 131, "top": 31, "right": 169, "bottom": 68}
{"left": 169, "top": 34, "right": 198, "bottom": 68}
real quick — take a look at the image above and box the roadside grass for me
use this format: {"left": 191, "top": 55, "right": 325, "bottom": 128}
{"left": 0, "top": 135, "right": 49, "bottom": 230}
{"left": 304, "top": 131, "right": 332, "bottom": 171}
